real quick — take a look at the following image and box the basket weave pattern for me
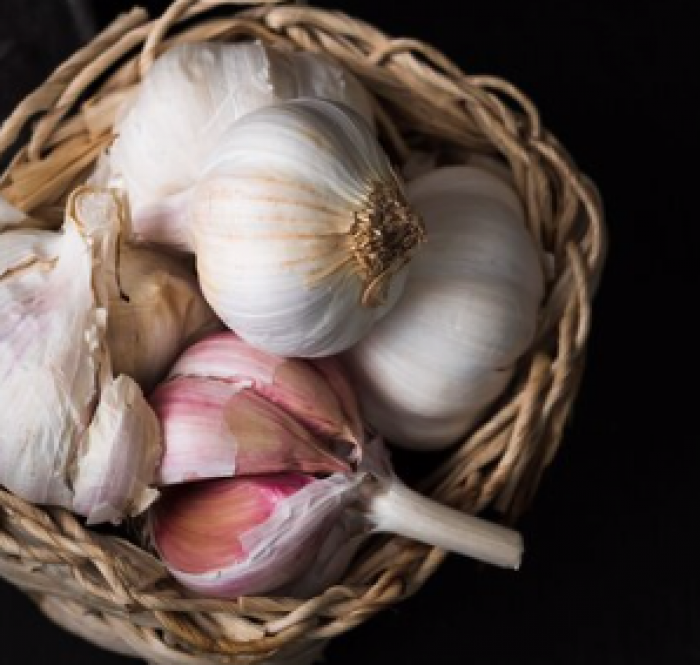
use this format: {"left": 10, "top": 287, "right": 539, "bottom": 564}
{"left": 0, "top": 1, "right": 605, "bottom": 663}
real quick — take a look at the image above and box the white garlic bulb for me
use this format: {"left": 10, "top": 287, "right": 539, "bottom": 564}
{"left": 108, "top": 245, "right": 221, "bottom": 392}
{"left": 185, "top": 98, "right": 425, "bottom": 357}
{"left": 0, "top": 189, "right": 161, "bottom": 522}
{"left": 345, "top": 166, "right": 544, "bottom": 450}
{"left": 109, "top": 41, "right": 374, "bottom": 216}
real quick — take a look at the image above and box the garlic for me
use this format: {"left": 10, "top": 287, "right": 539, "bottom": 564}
{"left": 150, "top": 437, "right": 523, "bottom": 599}
{"left": 151, "top": 472, "right": 354, "bottom": 598}
{"left": 151, "top": 332, "right": 360, "bottom": 485}
{"left": 149, "top": 337, "right": 522, "bottom": 598}
{"left": 345, "top": 166, "right": 544, "bottom": 450}
{"left": 107, "top": 245, "right": 221, "bottom": 392}
{"left": 137, "top": 98, "right": 425, "bottom": 357}
{"left": 109, "top": 42, "right": 374, "bottom": 214}
{"left": 0, "top": 187, "right": 161, "bottom": 523}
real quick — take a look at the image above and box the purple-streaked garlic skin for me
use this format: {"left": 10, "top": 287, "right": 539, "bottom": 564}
{"left": 151, "top": 472, "right": 362, "bottom": 598}
{"left": 151, "top": 377, "right": 349, "bottom": 485}
{"left": 151, "top": 332, "right": 364, "bottom": 485}
{"left": 168, "top": 332, "right": 364, "bottom": 455}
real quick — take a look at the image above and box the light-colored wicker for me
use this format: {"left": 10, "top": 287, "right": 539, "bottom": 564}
{"left": 0, "top": 1, "right": 605, "bottom": 663}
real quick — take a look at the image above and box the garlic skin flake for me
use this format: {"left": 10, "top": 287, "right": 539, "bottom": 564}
{"left": 188, "top": 99, "right": 425, "bottom": 357}
{"left": 345, "top": 166, "right": 544, "bottom": 450}
{"left": 109, "top": 42, "right": 374, "bottom": 214}
{"left": 0, "top": 188, "right": 162, "bottom": 522}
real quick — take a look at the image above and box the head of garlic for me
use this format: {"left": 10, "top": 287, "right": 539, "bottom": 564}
{"left": 344, "top": 166, "right": 544, "bottom": 450}
{"left": 148, "top": 98, "right": 422, "bottom": 357}
{"left": 0, "top": 189, "right": 161, "bottom": 524}
{"left": 108, "top": 41, "right": 374, "bottom": 216}
{"left": 107, "top": 245, "right": 221, "bottom": 392}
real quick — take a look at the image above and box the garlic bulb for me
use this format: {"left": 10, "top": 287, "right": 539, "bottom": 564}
{"left": 0, "top": 188, "right": 161, "bottom": 523}
{"left": 151, "top": 332, "right": 361, "bottom": 485}
{"left": 345, "top": 166, "right": 544, "bottom": 450}
{"left": 109, "top": 42, "right": 374, "bottom": 214}
{"left": 150, "top": 436, "right": 523, "bottom": 599}
{"left": 141, "top": 98, "right": 424, "bottom": 357}
{"left": 108, "top": 245, "right": 221, "bottom": 392}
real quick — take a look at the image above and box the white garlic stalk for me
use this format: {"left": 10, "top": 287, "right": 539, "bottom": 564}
{"left": 139, "top": 98, "right": 424, "bottom": 357}
{"left": 108, "top": 41, "right": 374, "bottom": 217}
{"left": 108, "top": 245, "right": 222, "bottom": 392}
{"left": 345, "top": 166, "right": 544, "bottom": 450}
{"left": 0, "top": 189, "right": 161, "bottom": 523}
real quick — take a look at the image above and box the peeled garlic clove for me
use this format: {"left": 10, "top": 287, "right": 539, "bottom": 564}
{"left": 187, "top": 98, "right": 425, "bottom": 357}
{"left": 345, "top": 166, "right": 544, "bottom": 450}
{"left": 151, "top": 376, "right": 349, "bottom": 485}
{"left": 73, "top": 375, "right": 161, "bottom": 525}
{"left": 107, "top": 244, "right": 221, "bottom": 392}
{"left": 168, "top": 332, "right": 363, "bottom": 457}
{"left": 109, "top": 42, "right": 374, "bottom": 216}
{"left": 151, "top": 473, "right": 353, "bottom": 598}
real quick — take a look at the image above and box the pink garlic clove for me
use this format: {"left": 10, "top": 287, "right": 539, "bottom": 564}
{"left": 151, "top": 472, "right": 355, "bottom": 598}
{"left": 151, "top": 376, "right": 349, "bottom": 485}
{"left": 167, "top": 332, "right": 363, "bottom": 458}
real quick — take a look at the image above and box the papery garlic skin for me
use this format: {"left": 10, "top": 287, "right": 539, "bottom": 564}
{"left": 109, "top": 42, "right": 374, "bottom": 215}
{"left": 73, "top": 375, "right": 161, "bottom": 525}
{"left": 345, "top": 166, "right": 544, "bottom": 450}
{"left": 0, "top": 188, "right": 162, "bottom": 522}
{"left": 0, "top": 220, "right": 98, "bottom": 507}
{"left": 190, "top": 99, "right": 425, "bottom": 357}
{"left": 107, "top": 245, "right": 221, "bottom": 392}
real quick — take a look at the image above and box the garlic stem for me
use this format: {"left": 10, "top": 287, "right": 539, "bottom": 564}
{"left": 365, "top": 478, "right": 523, "bottom": 569}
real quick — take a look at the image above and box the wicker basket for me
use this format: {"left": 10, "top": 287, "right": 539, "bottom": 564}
{"left": 0, "top": 1, "right": 605, "bottom": 663}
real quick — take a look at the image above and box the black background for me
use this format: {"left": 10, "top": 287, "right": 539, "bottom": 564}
{"left": 1, "top": 1, "right": 698, "bottom": 663}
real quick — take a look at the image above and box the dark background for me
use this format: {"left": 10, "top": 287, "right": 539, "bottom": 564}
{"left": 1, "top": 1, "right": 697, "bottom": 663}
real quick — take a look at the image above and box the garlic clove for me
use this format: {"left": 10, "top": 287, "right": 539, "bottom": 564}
{"left": 151, "top": 473, "right": 353, "bottom": 598}
{"left": 73, "top": 374, "right": 161, "bottom": 525}
{"left": 151, "top": 376, "right": 349, "bottom": 485}
{"left": 0, "top": 218, "right": 98, "bottom": 508}
{"left": 107, "top": 243, "right": 222, "bottom": 392}
{"left": 168, "top": 332, "right": 364, "bottom": 457}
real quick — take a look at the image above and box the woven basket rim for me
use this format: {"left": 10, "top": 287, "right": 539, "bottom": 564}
{"left": 0, "top": 1, "right": 605, "bottom": 663}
